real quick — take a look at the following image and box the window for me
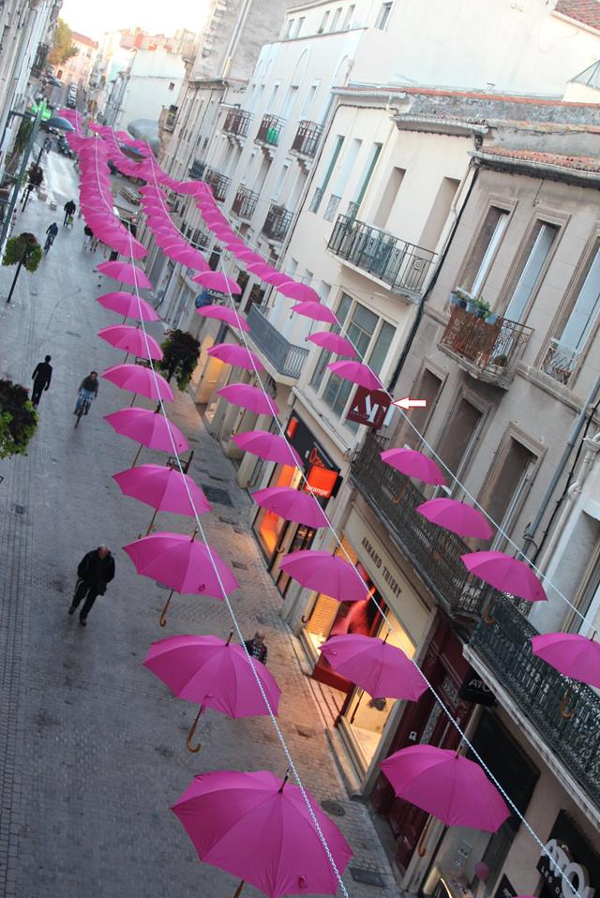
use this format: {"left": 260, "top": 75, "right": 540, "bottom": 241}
{"left": 503, "top": 221, "right": 558, "bottom": 322}
{"left": 272, "top": 161, "right": 290, "bottom": 200}
{"left": 280, "top": 85, "right": 298, "bottom": 120}
{"left": 480, "top": 435, "right": 537, "bottom": 550}
{"left": 330, "top": 7, "right": 343, "bottom": 30}
{"left": 168, "top": 82, "right": 175, "bottom": 90}
{"left": 324, "top": 138, "right": 362, "bottom": 220}
{"left": 300, "top": 83, "right": 319, "bottom": 119}
{"left": 352, "top": 142, "right": 382, "bottom": 211}
{"left": 310, "top": 134, "right": 344, "bottom": 213}
{"left": 436, "top": 397, "right": 483, "bottom": 479}
{"left": 311, "top": 295, "right": 352, "bottom": 391}
{"left": 395, "top": 368, "right": 443, "bottom": 449}
{"left": 462, "top": 206, "right": 509, "bottom": 297}
{"left": 283, "top": 19, "right": 294, "bottom": 38}
{"left": 318, "top": 10, "right": 330, "bottom": 33}
{"left": 267, "top": 82, "right": 280, "bottom": 112}
{"left": 343, "top": 4, "right": 356, "bottom": 28}
{"left": 376, "top": 1, "right": 393, "bottom": 29}
{"left": 295, "top": 16, "right": 305, "bottom": 36}
{"left": 419, "top": 177, "right": 460, "bottom": 252}
{"left": 372, "top": 167, "right": 405, "bottom": 229}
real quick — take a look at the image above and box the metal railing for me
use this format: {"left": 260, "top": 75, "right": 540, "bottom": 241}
{"left": 470, "top": 595, "right": 600, "bottom": 807}
{"left": 440, "top": 306, "right": 534, "bottom": 383}
{"left": 541, "top": 338, "right": 580, "bottom": 386}
{"left": 247, "top": 304, "right": 309, "bottom": 378}
{"left": 255, "top": 114, "right": 286, "bottom": 148}
{"left": 204, "top": 167, "right": 231, "bottom": 202}
{"left": 291, "top": 120, "right": 324, "bottom": 158}
{"left": 261, "top": 203, "right": 293, "bottom": 242}
{"left": 223, "top": 108, "right": 253, "bottom": 139}
{"left": 231, "top": 186, "right": 259, "bottom": 221}
{"left": 188, "top": 159, "right": 206, "bottom": 181}
{"left": 328, "top": 215, "right": 436, "bottom": 295}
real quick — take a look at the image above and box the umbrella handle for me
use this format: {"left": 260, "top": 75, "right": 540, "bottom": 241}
{"left": 186, "top": 706, "right": 204, "bottom": 753}
{"left": 233, "top": 881, "right": 244, "bottom": 898}
{"left": 559, "top": 686, "right": 575, "bottom": 720}
{"left": 132, "top": 444, "right": 143, "bottom": 468}
{"left": 482, "top": 602, "right": 496, "bottom": 625}
{"left": 417, "top": 815, "right": 432, "bottom": 857}
{"left": 145, "top": 508, "right": 158, "bottom": 536}
{"left": 392, "top": 483, "right": 407, "bottom": 506}
{"left": 159, "top": 590, "right": 174, "bottom": 628}
{"left": 130, "top": 392, "right": 137, "bottom": 407}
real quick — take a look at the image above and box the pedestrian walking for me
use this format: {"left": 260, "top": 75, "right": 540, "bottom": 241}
{"left": 63, "top": 199, "right": 76, "bottom": 226}
{"left": 31, "top": 354, "right": 53, "bottom": 407}
{"left": 244, "top": 631, "right": 268, "bottom": 665}
{"left": 68, "top": 545, "right": 115, "bottom": 626}
{"left": 83, "top": 224, "right": 93, "bottom": 250}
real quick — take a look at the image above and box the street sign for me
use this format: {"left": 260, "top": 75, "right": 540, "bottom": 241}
{"left": 346, "top": 387, "right": 391, "bottom": 430}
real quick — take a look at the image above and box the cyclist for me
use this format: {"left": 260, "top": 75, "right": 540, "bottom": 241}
{"left": 44, "top": 222, "right": 59, "bottom": 253}
{"left": 74, "top": 371, "right": 99, "bottom": 416}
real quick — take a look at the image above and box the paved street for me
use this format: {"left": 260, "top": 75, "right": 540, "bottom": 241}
{"left": 0, "top": 150, "right": 399, "bottom": 897}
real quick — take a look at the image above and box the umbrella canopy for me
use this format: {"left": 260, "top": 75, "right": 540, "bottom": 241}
{"left": 97, "top": 325, "right": 163, "bottom": 361}
{"left": 380, "top": 448, "right": 446, "bottom": 486}
{"left": 380, "top": 745, "right": 510, "bottom": 831}
{"left": 328, "top": 361, "right": 382, "bottom": 391}
{"left": 277, "top": 282, "right": 321, "bottom": 303}
{"left": 113, "top": 464, "right": 211, "bottom": 517}
{"left": 97, "top": 261, "right": 152, "bottom": 289}
{"left": 123, "top": 532, "right": 239, "bottom": 598}
{"left": 279, "top": 550, "right": 370, "bottom": 603}
{"left": 102, "top": 364, "right": 174, "bottom": 402}
{"left": 291, "top": 301, "right": 337, "bottom": 323}
{"left": 253, "top": 487, "right": 330, "bottom": 529}
{"left": 105, "top": 408, "right": 189, "bottom": 453}
{"left": 231, "top": 431, "right": 302, "bottom": 467}
{"left": 307, "top": 332, "right": 357, "bottom": 358}
{"left": 531, "top": 633, "right": 600, "bottom": 688}
{"left": 416, "top": 498, "right": 494, "bottom": 540}
{"left": 96, "top": 291, "right": 159, "bottom": 322}
{"left": 172, "top": 769, "right": 353, "bottom": 898}
{"left": 192, "top": 271, "right": 242, "bottom": 295}
{"left": 461, "top": 551, "right": 547, "bottom": 603}
{"left": 217, "top": 383, "right": 279, "bottom": 416}
{"left": 196, "top": 306, "right": 250, "bottom": 332}
{"left": 207, "top": 344, "right": 264, "bottom": 373}
{"left": 320, "top": 634, "right": 428, "bottom": 701}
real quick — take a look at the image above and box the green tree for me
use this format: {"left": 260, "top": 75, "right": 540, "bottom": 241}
{"left": 158, "top": 330, "right": 201, "bottom": 390}
{"left": 2, "top": 232, "right": 42, "bottom": 304}
{"left": 48, "top": 19, "right": 78, "bottom": 67}
{"left": 0, "top": 380, "right": 38, "bottom": 459}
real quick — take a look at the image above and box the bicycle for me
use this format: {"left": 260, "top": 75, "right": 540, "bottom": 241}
{"left": 74, "top": 395, "right": 92, "bottom": 427}
{"left": 43, "top": 233, "right": 56, "bottom": 254}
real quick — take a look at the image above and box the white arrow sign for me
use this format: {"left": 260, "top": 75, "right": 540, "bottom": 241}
{"left": 392, "top": 396, "right": 428, "bottom": 410}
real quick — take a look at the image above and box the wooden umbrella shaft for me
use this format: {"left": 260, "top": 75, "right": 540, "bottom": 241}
{"left": 159, "top": 589, "right": 174, "bottom": 627}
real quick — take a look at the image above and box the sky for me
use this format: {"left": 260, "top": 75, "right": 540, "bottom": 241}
{"left": 59, "top": 0, "right": 209, "bottom": 41}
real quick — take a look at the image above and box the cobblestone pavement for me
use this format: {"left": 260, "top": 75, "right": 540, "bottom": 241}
{"left": 0, "top": 149, "right": 400, "bottom": 897}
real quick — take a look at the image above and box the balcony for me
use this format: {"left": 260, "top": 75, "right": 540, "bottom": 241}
{"left": 204, "top": 167, "right": 231, "bottom": 202}
{"left": 440, "top": 305, "right": 534, "bottom": 388}
{"left": 328, "top": 215, "right": 435, "bottom": 296}
{"left": 290, "top": 120, "right": 323, "bottom": 160}
{"left": 469, "top": 595, "right": 600, "bottom": 808}
{"left": 261, "top": 203, "right": 293, "bottom": 243}
{"left": 231, "top": 186, "right": 259, "bottom": 222}
{"left": 223, "top": 108, "right": 253, "bottom": 140}
{"left": 247, "top": 304, "right": 309, "bottom": 379}
{"left": 188, "top": 158, "right": 206, "bottom": 181}
{"left": 255, "top": 114, "right": 286, "bottom": 152}
{"left": 541, "top": 338, "right": 580, "bottom": 386}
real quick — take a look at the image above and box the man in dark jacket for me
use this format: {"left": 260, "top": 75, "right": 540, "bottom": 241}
{"left": 63, "top": 199, "right": 76, "bottom": 225}
{"left": 31, "top": 355, "right": 52, "bottom": 407}
{"left": 68, "top": 546, "right": 115, "bottom": 626}
{"left": 244, "top": 631, "right": 268, "bottom": 665}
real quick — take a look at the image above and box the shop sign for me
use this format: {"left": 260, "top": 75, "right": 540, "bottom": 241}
{"left": 459, "top": 666, "right": 496, "bottom": 706}
{"left": 303, "top": 465, "right": 339, "bottom": 500}
{"left": 285, "top": 414, "right": 340, "bottom": 482}
{"left": 537, "top": 812, "right": 598, "bottom": 898}
{"left": 493, "top": 875, "right": 517, "bottom": 898}
{"left": 360, "top": 535, "right": 403, "bottom": 600}
{"left": 346, "top": 387, "right": 391, "bottom": 430}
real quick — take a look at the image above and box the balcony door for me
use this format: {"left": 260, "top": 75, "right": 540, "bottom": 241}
{"left": 479, "top": 435, "right": 537, "bottom": 550}
{"left": 504, "top": 222, "right": 558, "bottom": 323}
{"left": 435, "top": 396, "right": 483, "bottom": 484}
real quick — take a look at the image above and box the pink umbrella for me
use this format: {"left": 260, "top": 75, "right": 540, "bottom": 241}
{"left": 416, "top": 498, "right": 494, "bottom": 540}
{"left": 197, "top": 305, "right": 250, "bottom": 332}
{"left": 217, "top": 383, "right": 279, "bottom": 416}
{"left": 207, "top": 344, "right": 264, "bottom": 373}
{"left": 105, "top": 409, "right": 189, "bottom": 465}
{"left": 320, "top": 634, "right": 428, "bottom": 701}
{"left": 461, "top": 551, "right": 547, "bottom": 603}
{"left": 307, "top": 332, "right": 357, "bottom": 357}
{"left": 113, "top": 463, "right": 210, "bottom": 532}
{"left": 144, "top": 634, "right": 282, "bottom": 751}
{"left": 97, "top": 325, "right": 163, "bottom": 361}
{"left": 328, "top": 361, "right": 382, "bottom": 391}
{"left": 253, "top": 487, "right": 330, "bottom": 529}
{"left": 231, "top": 431, "right": 302, "bottom": 466}
{"left": 531, "top": 633, "right": 600, "bottom": 688}
{"left": 102, "top": 364, "right": 174, "bottom": 403}
{"left": 263, "top": 271, "right": 294, "bottom": 288}
{"left": 245, "top": 262, "right": 273, "bottom": 278}
{"left": 380, "top": 448, "right": 446, "bottom": 486}
{"left": 172, "top": 769, "right": 353, "bottom": 898}
{"left": 233, "top": 248, "right": 264, "bottom": 264}
{"left": 380, "top": 745, "right": 510, "bottom": 831}
{"left": 96, "top": 291, "right": 159, "bottom": 322}
{"left": 123, "top": 532, "right": 239, "bottom": 625}
{"left": 279, "top": 550, "right": 370, "bottom": 603}
{"left": 278, "top": 282, "right": 321, "bottom": 303}
{"left": 97, "top": 261, "right": 152, "bottom": 289}
{"left": 291, "top": 301, "right": 337, "bottom": 323}
{"left": 193, "top": 271, "right": 242, "bottom": 295}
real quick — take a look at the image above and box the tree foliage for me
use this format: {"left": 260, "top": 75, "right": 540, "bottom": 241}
{"left": 0, "top": 380, "right": 38, "bottom": 459}
{"left": 158, "top": 330, "right": 200, "bottom": 391}
{"left": 48, "top": 19, "right": 78, "bottom": 66}
{"left": 2, "top": 233, "right": 42, "bottom": 273}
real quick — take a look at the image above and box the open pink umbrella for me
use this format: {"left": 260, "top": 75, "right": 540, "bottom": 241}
{"left": 291, "top": 301, "right": 337, "bottom": 323}
{"left": 416, "top": 498, "right": 493, "bottom": 540}
{"left": 105, "top": 409, "right": 189, "bottom": 465}
{"left": 531, "top": 633, "right": 600, "bottom": 688}
{"left": 97, "top": 325, "right": 163, "bottom": 361}
{"left": 380, "top": 448, "right": 446, "bottom": 486}
{"left": 328, "top": 361, "right": 382, "bottom": 391}
{"left": 113, "top": 463, "right": 211, "bottom": 532}
{"left": 380, "top": 745, "right": 510, "bottom": 831}
{"left": 197, "top": 306, "right": 250, "bottom": 332}
{"left": 231, "top": 431, "right": 302, "bottom": 466}
{"left": 96, "top": 292, "right": 159, "bottom": 322}
{"left": 279, "top": 550, "right": 370, "bottom": 603}
{"left": 102, "top": 364, "right": 174, "bottom": 403}
{"left": 461, "top": 551, "right": 547, "bottom": 603}
{"left": 172, "top": 769, "right": 353, "bottom": 898}
{"left": 253, "top": 487, "right": 330, "bottom": 529}
{"left": 124, "top": 532, "right": 239, "bottom": 626}
{"left": 217, "top": 383, "right": 279, "bottom": 416}
{"left": 97, "top": 261, "right": 152, "bottom": 289}
{"left": 144, "top": 634, "right": 282, "bottom": 751}
{"left": 307, "top": 332, "right": 356, "bottom": 357}
{"left": 278, "top": 282, "right": 321, "bottom": 303}
{"left": 320, "top": 634, "right": 428, "bottom": 701}
{"left": 207, "top": 344, "right": 264, "bottom": 372}
{"left": 193, "top": 271, "right": 242, "bottom": 295}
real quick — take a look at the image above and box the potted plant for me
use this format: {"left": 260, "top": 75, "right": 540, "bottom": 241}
{"left": 450, "top": 287, "right": 469, "bottom": 309}
{"left": 2, "top": 232, "right": 42, "bottom": 304}
{"left": 465, "top": 296, "right": 478, "bottom": 314}
{"left": 158, "top": 329, "right": 201, "bottom": 390}
{"left": 0, "top": 379, "right": 38, "bottom": 458}
{"left": 475, "top": 298, "right": 491, "bottom": 319}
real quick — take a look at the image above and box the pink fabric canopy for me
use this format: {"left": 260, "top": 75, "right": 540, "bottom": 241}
{"left": 253, "top": 487, "right": 330, "bottom": 529}
{"left": 380, "top": 448, "right": 446, "bottom": 486}
{"left": 531, "top": 632, "right": 600, "bottom": 687}
{"left": 461, "top": 551, "right": 547, "bottom": 603}
{"left": 291, "top": 301, "right": 337, "bottom": 323}
{"left": 96, "top": 292, "right": 159, "bottom": 322}
{"left": 102, "top": 363, "right": 174, "bottom": 402}
{"left": 192, "top": 271, "right": 242, "bottom": 295}
{"left": 307, "top": 332, "right": 357, "bottom": 358}
{"left": 217, "top": 383, "right": 279, "bottom": 416}
{"left": 97, "top": 261, "right": 152, "bottom": 289}
{"left": 105, "top": 408, "right": 189, "bottom": 453}
{"left": 277, "top": 282, "right": 321, "bottom": 303}
{"left": 416, "top": 498, "right": 493, "bottom": 540}
{"left": 97, "top": 325, "right": 163, "bottom": 361}
{"left": 279, "top": 550, "right": 371, "bottom": 603}
{"left": 113, "top": 464, "right": 211, "bottom": 517}
{"left": 328, "top": 361, "right": 382, "bottom": 391}
{"left": 207, "top": 344, "right": 264, "bottom": 373}
{"left": 196, "top": 305, "right": 250, "bottom": 332}
{"left": 231, "top": 431, "right": 302, "bottom": 466}
{"left": 320, "top": 634, "right": 428, "bottom": 701}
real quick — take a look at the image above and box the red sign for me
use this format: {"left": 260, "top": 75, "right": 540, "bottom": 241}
{"left": 346, "top": 387, "right": 391, "bottom": 430}
{"left": 303, "top": 465, "right": 339, "bottom": 499}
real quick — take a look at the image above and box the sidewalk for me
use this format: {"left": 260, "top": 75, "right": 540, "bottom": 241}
{"left": 0, "top": 150, "right": 400, "bottom": 897}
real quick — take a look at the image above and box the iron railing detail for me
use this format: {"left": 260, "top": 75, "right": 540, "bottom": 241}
{"left": 291, "top": 120, "right": 324, "bottom": 158}
{"left": 541, "top": 338, "right": 580, "bottom": 386}
{"left": 247, "top": 304, "right": 309, "bottom": 378}
{"left": 440, "top": 306, "right": 533, "bottom": 384}
{"left": 231, "top": 186, "right": 259, "bottom": 221}
{"left": 470, "top": 595, "right": 600, "bottom": 806}
{"left": 188, "top": 158, "right": 206, "bottom": 181}
{"left": 261, "top": 204, "right": 293, "bottom": 242}
{"left": 328, "top": 214, "right": 435, "bottom": 295}
{"left": 203, "top": 167, "right": 231, "bottom": 202}
{"left": 223, "top": 108, "right": 253, "bottom": 139}
{"left": 255, "top": 114, "right": 286, "bottom": 148}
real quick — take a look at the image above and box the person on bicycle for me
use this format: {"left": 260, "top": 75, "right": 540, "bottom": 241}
{"left": 44, "top": 222, "right": 58, "bottom": 252}
{"left": 74, "top": 371, "right": 99, "bottom": 416}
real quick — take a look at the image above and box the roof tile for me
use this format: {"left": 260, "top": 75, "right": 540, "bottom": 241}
{"left": 480, "top": 146, "right": 600, "bottom": 173}
{"left": 554, "top": 0, "right": 600, "bottom": 30}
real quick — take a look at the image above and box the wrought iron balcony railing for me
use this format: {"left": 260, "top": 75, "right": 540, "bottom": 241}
{"left": 290, "top": 120, "right": 324, "bottom": 158}
{"left": 541, "top": 338, "right": 580, "bottom": 386}
{"left": 440, "top": 305, "right": 534, "bottom": 387}
{"left": 255, "top": 114, "right": 286, "bottom": 148}
{"left": 470, "top": 595, "right": 600, "bottom": 807}
{"left": 231, "top": 186, "right": 259, "bottom": 221}
{"left": 223, "top": 108, "right": 253, "bottom": 139}
{"left": 188, "top": 158, "right": 206, "bottom": 181}
{"left": 328, "top": 215, "right": 435, "bottom": 295}
{"left": 247, "top": 304, "right": 309, "bottom": 379}
{"left": 204, "top": 167, "right": 231, "bottom": 202}
{"left": 261, "top": 204, "right": 293, "bottom": 242}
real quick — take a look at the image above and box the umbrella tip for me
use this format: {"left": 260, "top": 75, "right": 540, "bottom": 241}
{"left": 278, "top": 768, "right": 291, "bottom": 793}
{"left": 225, "top": 629, "right": 234, "bottom": 646}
